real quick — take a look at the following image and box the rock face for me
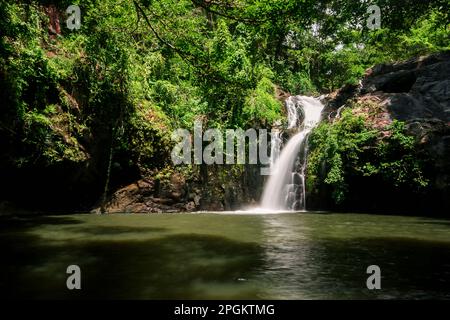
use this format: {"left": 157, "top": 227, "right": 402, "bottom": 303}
{"left": 95, "top": 164, "right": 266, "bottom": 213}
{"left": 321, "top": 51, "right": 450, "bottom": 215}
{"left": 94, "top": 173, "right": 199, "bottom": 213}
{"left": 361, "top": 52, "right": 450, "bottom": 122}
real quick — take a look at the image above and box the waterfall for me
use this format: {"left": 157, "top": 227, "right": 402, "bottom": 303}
{"left": 269, "top": 129, "right": 282, "bottom": 173}
{"left": 286, "top": 98, "right": 299, "bottom": 129}
{"left": 261, "top": 96, "right": 324, "bottom": 211}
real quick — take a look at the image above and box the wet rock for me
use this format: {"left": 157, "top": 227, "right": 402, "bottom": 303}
{"left": 292, "top": 173, "right": 302, "bottom": 185}
{"left": 193, "top": 195, "right": 201, "bottom": 206}
{"left": 185, "top": 201, "right": 196, "bottom": 211}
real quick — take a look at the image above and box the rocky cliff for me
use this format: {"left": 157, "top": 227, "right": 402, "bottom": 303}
{"left": 314, "top": 52, "right": 450, "bottom": 215}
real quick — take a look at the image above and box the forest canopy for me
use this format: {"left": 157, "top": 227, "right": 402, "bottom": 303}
{"left": 0, "top": 0, "right": 448, "bottom": 210}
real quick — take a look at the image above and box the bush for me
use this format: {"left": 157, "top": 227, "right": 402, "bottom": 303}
{"left": 307, "top": 105, "right": 428, "bottom": 205}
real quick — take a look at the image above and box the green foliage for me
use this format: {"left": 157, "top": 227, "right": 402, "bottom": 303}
{"left": 21, "top": 106, "right": 87, "bottom": 165}
{"left": 376, "top": 121, "right": 429, "bottom": 189}
{"left": 0, "top": 0, "right": 446, "bottom": 206}
{"left": 400, "top": 10, "right": 450, "bottom": 55}
{"left": 123, "top": 102, "right": 172, "bottom": 170}
{"left": 307, "top": 107, "right": 428, "bottom": 204}
{"left": 242, "top": 77, "right": 282, "bottom": 126}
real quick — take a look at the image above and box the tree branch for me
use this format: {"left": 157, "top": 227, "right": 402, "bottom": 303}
{"left": 191, "top": 0, "right": 265, "bottom": 24}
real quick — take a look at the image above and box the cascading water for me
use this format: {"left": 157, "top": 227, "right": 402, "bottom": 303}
{"left": 261, "top": 96, "right": 324, "bottom": 211}
{"left": 269, "top": 129, "right": 282, "bottom": 173}
{"left": 286, "top": 98, "right": 300, "bottom": 129}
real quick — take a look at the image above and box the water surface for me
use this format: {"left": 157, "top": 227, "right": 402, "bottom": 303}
{"left": 1, "top": 212, "right": 450, "bottom": 299}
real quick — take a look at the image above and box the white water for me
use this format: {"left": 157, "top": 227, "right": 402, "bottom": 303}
{"left": 286, "top": 98, "right": 299, "bottom": 129}
{"left": 261, "top": 96, "right": 324, "bottom": 211}
{"left": 269, "top": 129, "right": 282, "bottom": 173}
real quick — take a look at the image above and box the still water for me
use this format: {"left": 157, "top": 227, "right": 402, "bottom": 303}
{"left": 1, "top": 212, "right": 450, "bottom": 299}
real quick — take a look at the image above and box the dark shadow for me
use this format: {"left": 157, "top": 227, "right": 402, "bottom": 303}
{"left": 72, "top": 225, "right": 168, "bottom": 235}
{"left": 0, "top": 215, "right": 83, "bottom": 232}
{"left": 0, "top": 231, "right": 265, "bottom": 299}
{"left": 379, "top": 70, "right": 417, "bottom": 93}
{"left": 300, "top": 236, "right": 450, "bottom": 299}
{"left": 415, "top": 220, "right": 450, "bottom": 227}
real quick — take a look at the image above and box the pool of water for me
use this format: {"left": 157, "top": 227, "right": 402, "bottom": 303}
{"left": 1, "top": 212, "right": 450, "bottom": 299}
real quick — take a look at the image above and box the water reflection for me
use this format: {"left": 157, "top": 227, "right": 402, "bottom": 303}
{"left": 258, "top": 213, "right": 450, "bottom": 299}
{"left": 0, "top": 213, "right": 450, "bottom": 299}
{"left": 258, "top": 213, "right": 313, "bottom": 299}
